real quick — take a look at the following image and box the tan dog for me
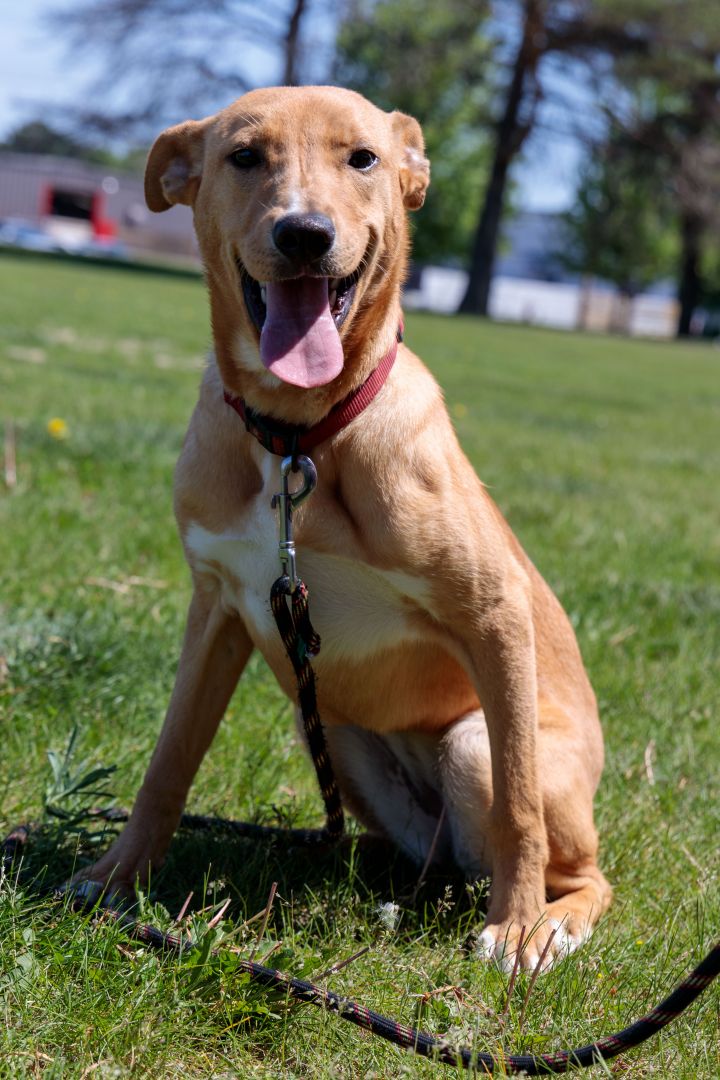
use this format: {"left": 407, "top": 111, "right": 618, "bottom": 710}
{"left": 81, "top": 86, "right": 611, "bottom": 970}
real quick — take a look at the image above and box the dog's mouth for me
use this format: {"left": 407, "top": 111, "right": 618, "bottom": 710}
{"left": 239, "top": 266, "right": 362, "bottom": 389}
{"left": 241, "top": 270, "right": 361, "bottom": 334}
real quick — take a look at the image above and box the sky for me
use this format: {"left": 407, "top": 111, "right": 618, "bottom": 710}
{"left": 0, "top": 2, "right": 99, "bottom": 133}
{"left": 0, "top": 0, "right": 582, "bottom": 213}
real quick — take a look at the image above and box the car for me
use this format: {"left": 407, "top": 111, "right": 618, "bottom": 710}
{"left": 0, "top": 219, "right": 63, "bottom": 253}
{"left": 74, "top": 238, "right": 129, "bottom": 260}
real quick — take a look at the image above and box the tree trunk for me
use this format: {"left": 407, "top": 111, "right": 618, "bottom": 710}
{"left": 283, "top": 0, "right": 308, "bottom": 86}
{"left": 576, "top": 275, "right": 593, "bottom": 331}
{"left": 458, "top": 0, "right": 544, "bottom": 315}
{"left": 610, "top": 289, "right": 634, "bottom": 335}
{"left": 676, "top": 211, "right": 703, "bottom": 337}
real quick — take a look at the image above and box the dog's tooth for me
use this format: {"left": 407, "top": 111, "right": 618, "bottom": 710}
{"left": 329, "top": 289, "right": 337, "bottom": 308}
{"left": 260, "top": 286, "right": 267, "bottom": 304}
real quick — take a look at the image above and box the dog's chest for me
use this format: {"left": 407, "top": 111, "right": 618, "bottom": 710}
{"left": 184, "top": 455, "right": 431, "bottom": 662}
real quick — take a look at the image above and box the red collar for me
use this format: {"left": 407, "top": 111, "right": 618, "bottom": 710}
{"left": 224, "top": 324, "right": 402, "bottom": 457}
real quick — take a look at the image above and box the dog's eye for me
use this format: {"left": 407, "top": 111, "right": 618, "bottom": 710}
{"left": 230, "top": 147, "right": 261, "bottom": 169}
{"left": 348, "top": 149, "right": 378, "bottom": 172}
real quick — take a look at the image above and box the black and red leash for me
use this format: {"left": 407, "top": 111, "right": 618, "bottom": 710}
{"left": 270, "top": 575, "right": 344, "bottom": 840}
{"left": 3, "top": 758, "right": 719, "bottom": 1073}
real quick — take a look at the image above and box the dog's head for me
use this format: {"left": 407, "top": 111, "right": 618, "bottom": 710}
{"left": 145, "top": 87, "right": 429, "bottom": 411}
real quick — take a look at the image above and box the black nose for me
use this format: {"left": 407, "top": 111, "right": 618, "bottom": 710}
{"left": 272, "top": 213, "right": 336, "bottom": 264}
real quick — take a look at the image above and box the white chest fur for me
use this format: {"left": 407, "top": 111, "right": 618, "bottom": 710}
{"left": 184, "top": 456, "right": 432, "bottom": 662}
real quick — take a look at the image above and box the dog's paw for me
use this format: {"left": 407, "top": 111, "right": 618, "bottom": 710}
{"left": 57, "top": 875, "right": 136, "bottom": 911}
{"left": 65, "top": 817, "right": 171, "bottom": 901}
{"left": 475, "top": 912, "right": 584, "bottom": 973}
{"left": 64, "top": 803, "right": 180, "bottom": 894}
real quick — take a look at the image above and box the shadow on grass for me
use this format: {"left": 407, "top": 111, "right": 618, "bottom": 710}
{"left": 9, "top": 817, "right": 485, "bottom": 946}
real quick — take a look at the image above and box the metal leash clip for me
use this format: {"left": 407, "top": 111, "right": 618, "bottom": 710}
{"left": 271, "top": 455, "right": 317, "bottom": 591}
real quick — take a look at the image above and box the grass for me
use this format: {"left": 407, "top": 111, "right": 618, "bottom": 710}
{"left": 0, "top": 251, "right": 718, "bottom": 1077}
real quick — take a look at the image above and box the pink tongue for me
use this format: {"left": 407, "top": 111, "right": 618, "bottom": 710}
{"left": 260, "top": 277, "right": 344, "bottom": 387}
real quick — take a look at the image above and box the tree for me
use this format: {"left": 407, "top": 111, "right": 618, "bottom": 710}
{"left": 601, "top": 8, "right": 720, "bottom": 336}
{"left": 675, "top": 135, "right": 720, "bottom": 336}
{"left": 2, "top": 121, "right": 91, "bottom": 159}
{"left": 560, "top": 133, "right": 676, "bottom": 331}
{"left": 334, "top": 0, "right": 493, "bottom": 264}
{"left": 0, "top": 119, "right": 147, "bottom": 170}
{"left": 46, "top": 0, "right": 326, "bottom": 141}
{"left": 457, "top": 0, "right": 720, "bottom": 322}
{"left": 337, "top": 0, "right": 669, "bottom": 314}
{"left": 457, "top": 0, "right": 672, "bottom": 316}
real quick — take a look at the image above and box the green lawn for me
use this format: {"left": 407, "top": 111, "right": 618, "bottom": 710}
{"left": 0, "top": 252, "right": 718, "bottom": 1077}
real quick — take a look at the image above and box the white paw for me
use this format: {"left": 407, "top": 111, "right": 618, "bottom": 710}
{"left": 475, "top": 916, "right": 589, "bottom": 973}
{"left": 475, "top": 927, "right": 517, "bottom": 972}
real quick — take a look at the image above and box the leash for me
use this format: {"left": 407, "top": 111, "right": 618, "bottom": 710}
{"left": 3, "top": 822, "right": 719, "bottom": 1074}
{"left": 269, "top": 453, "right": 344, "bottom": 840}
{"left": 4, "top": 367, "right": 718, "bottom": 1071}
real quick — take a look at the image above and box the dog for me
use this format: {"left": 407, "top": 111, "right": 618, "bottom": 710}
{"left": 79, "top": 86, "right": 612, "bottom": 970}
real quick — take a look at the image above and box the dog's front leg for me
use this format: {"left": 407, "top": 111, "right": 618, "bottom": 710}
{"left": 461, "top": 590, "right": 552, "bottom": 970}
{"left": 75, "top": 583, "right": 253, "bottom": 894}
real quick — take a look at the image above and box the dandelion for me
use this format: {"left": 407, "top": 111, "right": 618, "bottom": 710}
{"left": 375, "top": 901, "right": 400, "bottom": 931}
{"left": 47, "top": 418, "right": 69, "bottom": 440}
{"left": 452, "top": 402, "right": 468, "bottom": 419}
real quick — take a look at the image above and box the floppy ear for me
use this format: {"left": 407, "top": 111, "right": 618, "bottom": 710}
{"left": 391, "top": 112, "right": 430, "bottom": 211}
{"left": 144, "top": 119, "right": 208, "bottom": 212}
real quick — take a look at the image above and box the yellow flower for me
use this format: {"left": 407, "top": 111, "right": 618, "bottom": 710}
{"left": 452, "top": 402, "right": 468, "bottom": 419}
{"left": 47, "top": 418, "right": 69, "bottom": 440}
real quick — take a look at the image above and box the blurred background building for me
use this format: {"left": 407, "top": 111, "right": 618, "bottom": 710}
{"left": 0, "top": 151, "right": 195, "bottom": 259}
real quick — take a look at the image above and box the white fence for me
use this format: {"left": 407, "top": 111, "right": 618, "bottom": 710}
{"left": 404, "top": 268, "right": 679, "bottom": 338}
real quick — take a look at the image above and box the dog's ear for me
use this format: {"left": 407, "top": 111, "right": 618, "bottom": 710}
{"left": 145, "top": 120, "right": 208, "bottom": 212}
{"left": 391, "top": 112, "right": 430, "bottom": 211}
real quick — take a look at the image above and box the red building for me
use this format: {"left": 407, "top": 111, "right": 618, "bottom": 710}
{"left": 0, "top": 152, "right": 198, "bottom": 260}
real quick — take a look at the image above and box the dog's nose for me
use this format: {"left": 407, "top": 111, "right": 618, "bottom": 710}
{"left": 272, "top": 213, "right": 336, "bottom": 264}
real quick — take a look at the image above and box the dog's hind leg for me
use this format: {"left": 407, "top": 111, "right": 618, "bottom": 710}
{"left": 322, "top": 716, "right": 494, "bottom": 872}
{"left": 436, "top": 710, "right": 494, "bottom": 880}
{"left": 322, "top": 723, "right": 454, "bottom": 864}
{"left": 439, "top": 703, "right": 611, "bottom": 959}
